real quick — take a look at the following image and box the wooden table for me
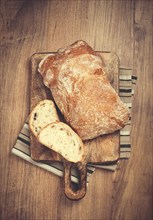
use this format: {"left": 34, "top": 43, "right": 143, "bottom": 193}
{"left": 0, "top": 1, "right": 152, "bottom": 219}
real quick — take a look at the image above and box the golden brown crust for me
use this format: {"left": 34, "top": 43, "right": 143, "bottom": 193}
{"left": 38, "top": 40, "right": 130, "bottom": 140}
{"left": 39, "top": 40, "right": 97, "bottom": 75}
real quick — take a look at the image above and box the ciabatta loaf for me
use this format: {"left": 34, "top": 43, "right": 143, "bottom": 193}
{"left": 38, "top": 122, "right": 85, "bottom": 163}
{"left": 38, "top": 40, "right": 130, "bottom": 140}
{"left": 29, "top": 99, "right": 59, "bottom": 137}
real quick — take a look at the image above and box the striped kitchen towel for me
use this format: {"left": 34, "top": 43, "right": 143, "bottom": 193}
{"left": 12, "top": 68, "right": 137, "bottom": 183}
{"left": 93, "top": 69, "right": 137, "bottom": 170}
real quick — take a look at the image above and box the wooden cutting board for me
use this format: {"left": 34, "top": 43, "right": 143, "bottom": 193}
{"left": 30, "top": 51, "right": 120, "bottom": 200}
{"left": 30, "top": 52, "right": 120, "bottom": 164}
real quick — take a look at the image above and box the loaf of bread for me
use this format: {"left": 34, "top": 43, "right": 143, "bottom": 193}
{"left": 38, "top": 40, "right": 130, "bottom": 140}
{"left": 29, "top": 99, "right": 59, "bottom": 137}
{"left": 38, "top": 122, "right": 85, "bottom": 163}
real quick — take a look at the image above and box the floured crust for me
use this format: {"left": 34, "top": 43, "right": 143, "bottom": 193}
{"left": 38, "top": 40, "right": 130, "bottom": 140}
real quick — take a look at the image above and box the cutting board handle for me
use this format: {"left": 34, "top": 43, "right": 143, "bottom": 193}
{"left": 63, "top": 161, "right": 87, "bottom": 200}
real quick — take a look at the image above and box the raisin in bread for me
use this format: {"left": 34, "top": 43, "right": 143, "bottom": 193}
{"left": 38, "top": 122, "right": 85, "bottom": 163}
{"left": 29, "top": 99, "right": 59, "bottom": 137}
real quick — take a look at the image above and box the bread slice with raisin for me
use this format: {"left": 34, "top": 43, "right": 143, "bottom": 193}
{"left": 29, "top": 99, "right": 59, "bottom": 137}
{"left": 38, "top": 122, "right": 85, "bottom": 163}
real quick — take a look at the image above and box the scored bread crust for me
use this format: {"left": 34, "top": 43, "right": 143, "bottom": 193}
{"left": 29, "top": 99, "right": 59, "bottom": 137}
{"left": 38, "top": 122, "right": 85, "bottom": 163}
{"left": 38, "top": 40, "right": 130, "bottom": 140}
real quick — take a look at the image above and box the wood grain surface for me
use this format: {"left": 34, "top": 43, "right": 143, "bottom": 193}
{"left": 0, "top": 0, "right": 152, "bottom": 219}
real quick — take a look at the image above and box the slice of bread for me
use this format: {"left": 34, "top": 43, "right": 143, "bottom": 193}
{"left": 38, "top": 122, "right": 85, "bottom": 163}
{"left": 29, "top": 99, "right": 59, "bottom": 137}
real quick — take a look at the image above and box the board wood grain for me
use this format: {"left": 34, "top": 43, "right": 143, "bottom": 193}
{"left": 30, "top": 52, "right": 120, "bottom": 164}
